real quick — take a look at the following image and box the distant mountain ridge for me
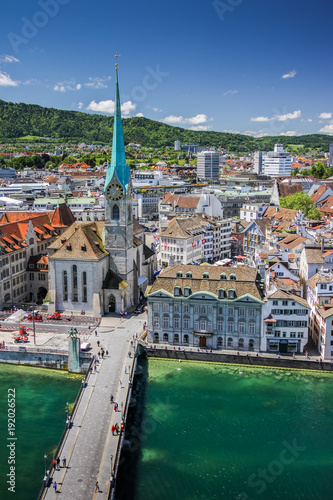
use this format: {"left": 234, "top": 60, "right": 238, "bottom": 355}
{"left": 0, "top": 99, "right": 331, "bottom": 152}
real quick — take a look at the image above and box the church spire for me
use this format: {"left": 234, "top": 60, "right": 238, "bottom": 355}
{"left": 104, "top": 62, "right": 130, "bottom": 192}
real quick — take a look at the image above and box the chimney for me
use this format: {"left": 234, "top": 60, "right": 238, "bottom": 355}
{"left": 321, "top": 238, "right": 324, "bottom": 253}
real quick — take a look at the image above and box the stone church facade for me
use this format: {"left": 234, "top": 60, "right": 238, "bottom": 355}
{"left": 48, "top": 70, "right": 155, "bottom": 316}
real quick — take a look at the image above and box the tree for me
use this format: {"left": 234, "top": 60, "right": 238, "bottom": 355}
{"left": 280, "top": 192, "right": 322, "bottom": 219}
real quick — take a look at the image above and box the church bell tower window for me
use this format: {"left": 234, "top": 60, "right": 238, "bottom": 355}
{"left": 82, "top": 271, "right": 87, "bottom": 302}
{"left": 63, "top": 270, "right": 68, "bottom": 301}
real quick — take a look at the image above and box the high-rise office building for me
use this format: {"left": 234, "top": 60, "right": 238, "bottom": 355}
{"left": 253, "top": 151, "right": 263, "bottom": 174}
{"left": 328, "top": 144, "right": 333, "bottom": 167}
{"left": 262, "top": 144, "right": 291, "bottom": 177}
{"left": 197, "top": 151, "right": 220, "bottom": 182}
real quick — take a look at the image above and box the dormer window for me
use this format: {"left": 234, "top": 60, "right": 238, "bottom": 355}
{"left": 228, "top": 289, "right": 235, "bottom": 299}
{"left": 176, "top": 271, "right": 183, "bottom": 278}
{"left": 230, "top": 274, "right": 236, "bottom": 281}
{"left": 203, "top": 272, "right": 209, "bottom": 279}
{"left": 66, "top": 244, "right": 72, "bottom": 251}
{"left": 174, "top": 286, "right": 181, "bottom": 296}
{"left": 184, "top": 286, "right": 191, "bottom": 296}
{"left": 218, "top": 288, "right": 225, "bottom": 299}
{"left": 220, "top": 273, "right": 227, "bottom": 280}
{"left": 81, "top": 245, "right": 87, "bottom": 252}
{"left": 186, "top": 271, "right": 192, "bottom": 278}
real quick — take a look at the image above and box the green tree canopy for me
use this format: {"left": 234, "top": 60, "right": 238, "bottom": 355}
{"left": 280, "top": 192, "right": 322, "bottom": 219}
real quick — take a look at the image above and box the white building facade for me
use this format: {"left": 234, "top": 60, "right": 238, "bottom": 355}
{"left": 262, "top": 144, "right": 291, "bottom": 177}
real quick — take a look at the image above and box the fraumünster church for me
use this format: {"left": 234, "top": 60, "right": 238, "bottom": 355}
{"left": 48, "top": 70, "right": 156, "bottom": 316}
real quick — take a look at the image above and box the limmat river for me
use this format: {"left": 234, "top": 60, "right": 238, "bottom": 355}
{"left": 0, "top": 364, "right": 81, "bottom": 500}
{"left": 116, "top": 359, "right": 333, "bottom": 500}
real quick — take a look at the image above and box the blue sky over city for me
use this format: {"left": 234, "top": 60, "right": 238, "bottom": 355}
{"left": 1, "top": 0, "right": 333, "bottom": 137}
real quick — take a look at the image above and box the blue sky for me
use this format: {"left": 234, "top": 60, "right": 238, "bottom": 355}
{"left": 1, "top": 0, "right": 333, "bottom": 137}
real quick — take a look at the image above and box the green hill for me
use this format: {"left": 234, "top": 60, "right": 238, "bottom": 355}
{"left": 0, "top": 99, "right": 331, "bottom": 152}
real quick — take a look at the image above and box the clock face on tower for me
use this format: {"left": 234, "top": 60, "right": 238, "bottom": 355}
{"left": 106, "top": 183, "right": 124, "bottom": 201}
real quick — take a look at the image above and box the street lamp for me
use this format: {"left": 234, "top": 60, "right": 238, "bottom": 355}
{"left": 121, "top": 402, "right": 124, "bottom": 420}
{"left": 110, "top": 454, "right": 113, "bottom": 474}
{"left": 44, "top": 454, "right": 48, "bottom": 475}
{"left": 31, "top": 307, "right": 36, "bottom": 345}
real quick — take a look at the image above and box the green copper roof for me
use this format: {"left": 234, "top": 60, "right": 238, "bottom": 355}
{"left": 104, "top": 69, "right": 130, "bottom": 193}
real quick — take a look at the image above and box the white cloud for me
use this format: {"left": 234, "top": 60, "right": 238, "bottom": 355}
{"left": 319, "top": 121, "right": 333, "bottom": 135}
{"left": 161, "top": 113, "right": 209, "bottom": 125}
{"left": 276, "top": 110, "right": 301, "bottom": 121}
{"left": 136, "top": 112, "right": 144, "bottom": 117}
{"left": 22, "top": 78, "right": 40, "bottom": 86}
{"left": 319, "top": 112, "right": 332, "bottom": 119}
{"left": 189, "top": 125, "right": 212, "bottom": 131}
{"left": 282, "top": 70, "right": 297, "bottom": 79}
{"left": 152, "top": 107, "right": 162, "bottom": 112}
{"left": 223, "top": 90, "right": 239, "bottom": 96}
{"left": 252, "top": 110, "right": 301, "bottom": 122}
{"left": 78, "top": 102, "right": 84, "bottom": 109}
{"left": 0, "top": 55, "right": 19, "bottom": 64}
{"left": 224, "top": 129, "right": 240, "bottom": 134}
{"left": 250, "top": 116, "right": 273, "bottom": 122}
{"left": 243, "top": 130, "right": 269, "bottom": 137}
{"left": 280, "top": 130, "right": 297, "bottom": 136}
{"left": 307, "top": 118, "right": 312, "bottom": 122}
{"left": 54, "top": 81, "right": 81, "bottom": 92}
{"left": 84, "top": 76, "right": 111, "bottom": 89}
{"left": 86, "top": 99, "right": 136, "bottom": 115}
{"left": 0, "top": 71, "right": 18, "bottom": 87}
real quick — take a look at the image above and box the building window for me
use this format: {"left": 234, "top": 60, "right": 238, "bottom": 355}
{"left": 249, "top": 309, "right": 256, "bottom": 318}
{"left": 239, "top": 338, "right": 244, "bottom": 348}
{"left": 163, "top": 316, "right": 169, "bottom": 328}
{"left": 82, "top": 272, "right": 87, "bottom": 302}
{"left": 217, "top": 320, "right": 223, "bottom": 331}
{"left": 227, "top": 337, "right": 233, "bottom": 347}
{"left": 154, "top": 332, "right": 159, "bottom": 343}
{"left": 73, "top": 265, "right": 78, "bottom": 302}
{"left": 112, "top": 204, "right": 120, "bottom": 220}
{"left": 153, "top": 303, "right": 159, "bottom": 311}
{"left": 162, "top": 303, "right": 169, "bottom": 312}
{"left": 218, "top": 336, "right": 223, "bottom": 346}
{"left": 63, "top": 270, "right": 68, "bottom": 301}
{"left": 163, "top": 333, "right": 169, "bottom": 343}
{"left": 153, "top": 316, "right": 159, "bottom": 327}
{"left": 183, "top": 317, "right": 189, "bottom": 329}
{"left": 249, "top": 339, "right": 254, "bottom": 350}
{"left": 184, "top": 334, "right": 189, "bottom": 344}
{"left": 218, "top": 289, "right": 225, "bottom": 299}
{"left": 228, "top": 321, "right": 234, "bottom": 332}
{"left": 200, "top": 306, "right": 207, "bottom": 314}
{"left": 184, "top": 304, "right": 189, "bottom": 313}
{"left": 249, "top": 322, "right": 255, "bottom": 334}
{"left": 228, "top": 307, "right": 234, "bottom": 315}
{"left": 200, "top": 319, "right": 207, "bottom": 331}
{"left": 239, "top": 322, "right": 245, "bottom": 333}
{"left": 174, "top": 334, "right": 179, "bottom": 344}
{"left": 174, "top": 317, "right": 180, "bottom": 329}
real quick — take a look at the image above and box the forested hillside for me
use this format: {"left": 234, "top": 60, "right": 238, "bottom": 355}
{"left": 0, "top": 99, "right": 331, "bottom": 152}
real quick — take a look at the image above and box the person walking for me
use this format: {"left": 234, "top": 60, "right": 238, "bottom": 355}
{"left": 53, "top": 481, "right": 57, "bottom": 493}
{"left": 112, "top": 424, "right": 115, "bottom": 435}
{"left": 56, "top": 457, "right": 60, "bottom": 470}
{"left": 97, "top": 340, "right": 100, "bottom": 347}
{"left": 52, "top": 459, "right": 56, "bottom": 469}
{"left": 115, "top": 423, "right": 120, "bottom": 434}
{"left": 106, "top": 350, "right": 109, "bottom": 356}
{"left": 95, "top": 330, "right": 98, "bottom": 337}
{"left": 110, "top": 394, "right": 114, "bottom": 403}
{"left": 95, "top": 481, "right": 99, "bottom": 492}
{"left": 62, "top": 456, "right": 66, "bottom": 468}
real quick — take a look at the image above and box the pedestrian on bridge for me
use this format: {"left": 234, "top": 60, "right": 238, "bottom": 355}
{"left": 53, "top": 481, "right": 57, "bottom": 492}
{"left": 110, "top": 394, "right": 114, "bottom": 403}
{"left": 95, "top": 481, "right": 99, "bottom": 492}
{"left": 62, "top": 457, "right": 66, "bottom": 468}
{"left": 112, "top": 424, "right": 115, "bottom": 435}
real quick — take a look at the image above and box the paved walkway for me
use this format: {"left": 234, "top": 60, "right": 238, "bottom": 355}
{"left": 43, "top": 313, "right": 146, "bottom": 500}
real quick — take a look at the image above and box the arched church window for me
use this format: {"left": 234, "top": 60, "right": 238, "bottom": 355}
{"left": 73, "top": 265, "right": 78, "bottom": 302}
{"left": 63, "top": 270, "right": 68, "bottom": 301}
{"left": 112, "top": 205, "right": 120, "bottom": 220}
{"left": 82, "top": 272, "right": 87, "bottom": 302}
{"left": 128, "top": 205, "right": 132, "bottom": 221}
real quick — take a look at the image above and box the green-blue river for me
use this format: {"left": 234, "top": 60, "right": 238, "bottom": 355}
{"left": 0, "top": 364, "right": 80, "bottom": 500}
{"left": 131, "top": 359, "right": 333, "bottom": 500}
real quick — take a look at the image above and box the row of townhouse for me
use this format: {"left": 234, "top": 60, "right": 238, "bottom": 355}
{"left": 146, "top": 264, "right": 310, "bottom": 355}
{"left": 0, "top": 204, "right": 75, "bottom": 308}
{"left": 158, "top": 214, "right": 231, "bottom": 267}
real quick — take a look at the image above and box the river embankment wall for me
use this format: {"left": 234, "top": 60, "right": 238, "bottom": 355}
{"left": 0, "top": 349, "right": 91, "bottom": 372}
{"left": 143, "top": 347, "right": 333, "bottom": 371}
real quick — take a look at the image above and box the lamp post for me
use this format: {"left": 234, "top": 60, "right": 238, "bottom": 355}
{"left": 31, "top": 307, "right": 36, "bottom": 345}
{"left": 110, "top": 454, "right": 113, "bottom": 475}
{"left": 121, "top": 402, "right": 124, "bottom": 420}
{"left": 65, "top": 401, "right": 69, "bottom": 420}
{"left": 44, "top": 453, "right": 47, "bottom": 475}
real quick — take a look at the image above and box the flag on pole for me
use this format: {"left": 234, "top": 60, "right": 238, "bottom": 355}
{"left": 164, "top": 242, "right": 167, "bottom": 248}
{"left": 192, "top": 242, "right": 196, "bottom": 248}
{"left": 202, "top": 238, "right": 206, "bottom": 244}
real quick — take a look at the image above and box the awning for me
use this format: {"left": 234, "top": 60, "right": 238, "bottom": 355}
{"left": 138, "top": 276, "right": 148, "bottom": 287}
{"left": 264, "top": 314, "right": 277, "bottom": 323}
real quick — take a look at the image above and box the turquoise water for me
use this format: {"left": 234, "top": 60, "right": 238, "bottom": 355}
{"left": 134, "top": 360, "right": 333, "bottom": 500}
{"left": 0, "top": 364, "right": 81, "bottom": 500}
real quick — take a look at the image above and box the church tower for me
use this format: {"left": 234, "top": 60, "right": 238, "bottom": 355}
{"left": 104, "top": 66, "right": 134, "bottom": 279}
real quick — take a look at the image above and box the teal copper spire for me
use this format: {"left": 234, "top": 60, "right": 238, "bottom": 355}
{"left": 104, "top": 65, "right": 130, "bottom": 192}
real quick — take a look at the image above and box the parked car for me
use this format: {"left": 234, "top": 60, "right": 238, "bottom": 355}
{"left": 80, "top": 342, "right": 91, "bottom": 351}
{"left": 134, "top": 304, "right": 145, "bottom": 315}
